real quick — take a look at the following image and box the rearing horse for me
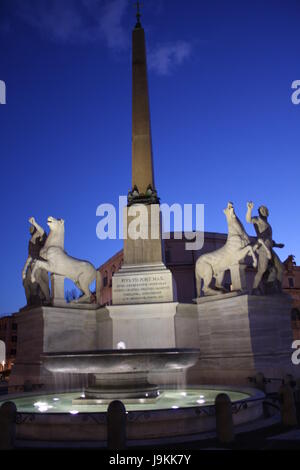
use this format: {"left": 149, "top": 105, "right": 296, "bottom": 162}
{"left": 195, "top": 202, "right": 271, "bottom": 296}
{"left": 31, "top": 216, "right": 99, "bottom": 303}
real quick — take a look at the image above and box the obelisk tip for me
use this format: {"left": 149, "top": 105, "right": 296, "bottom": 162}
{"left": 134, "top": 1, "right": 142, "bottom": 29}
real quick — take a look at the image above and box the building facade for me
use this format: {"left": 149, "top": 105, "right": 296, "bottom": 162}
{"left": 0, "top": 315, "right": 18, "bottom": 373}
{"left": 282, "top": 255, "right": 300, "bottom": 339}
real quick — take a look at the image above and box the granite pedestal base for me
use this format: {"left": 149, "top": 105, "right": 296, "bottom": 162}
{"left": 103, "top": 302, "right": 178, "bottom": 349}
{"left": 187, "top": 293, "right": 299, "bottom": 387}
{"left": 9, "top": 302, "right": 180, "bottom": 389}
{"left": 10, "top": 294, "right": 298, "bottom": 391}
{"left": 9, "top": 305, "right": 98, "bottom": 388}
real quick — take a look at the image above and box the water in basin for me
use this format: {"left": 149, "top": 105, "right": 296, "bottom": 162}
{"left": 2, "top": 388, "right": 251, "bottom": 414}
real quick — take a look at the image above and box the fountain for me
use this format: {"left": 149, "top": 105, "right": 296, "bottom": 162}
{"left": 41, "top": 348, "right": 200, "bottom": 401}
{"left": 3, "top": 10, "right": 295, "bottom": 448}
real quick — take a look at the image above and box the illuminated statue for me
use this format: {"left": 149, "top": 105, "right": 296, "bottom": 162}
{"left": 22, "top": 217, "right": 50, "bottom": 305}
{"left": 31, "top": 217, "right": 99, "bottom": 303}
{"left": 195, "top": 202, "right": 271, "bottom": 296}
{"left": 246, "top": 202, "right": 284, "bottom": 294}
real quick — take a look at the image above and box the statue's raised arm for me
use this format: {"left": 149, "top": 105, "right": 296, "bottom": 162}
{"left": 22, "top": 217, "right": 50, "bottom": 307}
{"left": 246, "top": 201, "right": 256, "bottom": 224}
{"left": 28, "top": 216, "right": 45, "bottom": 237}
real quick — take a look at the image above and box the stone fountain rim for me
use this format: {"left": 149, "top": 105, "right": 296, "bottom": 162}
{"left": 41, "top": 348, "right": 200, "bottom": 358}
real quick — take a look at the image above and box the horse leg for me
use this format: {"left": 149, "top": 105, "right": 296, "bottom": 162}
{"left": 201, "top": 262, "right": 217, "bottom": 296}
{"left": 31, "top": 259, "right": 51, "bottom": 282}
{"left": 254, "top": 239, "right": 272, "bottom": 260}
{"left": 238, "top": 244, "right": 258, "bottom": 269}
{"left": 74, "top": 273, "right": 92, "bottom": 303}
{"left": 196, "top": 274, "right": 202, "bottom": 297}
{"left": 215, "top": 270, "right": 225, "bottom": 290}
{"left": 35, "top": 268, "right": 51, "bottom": 303}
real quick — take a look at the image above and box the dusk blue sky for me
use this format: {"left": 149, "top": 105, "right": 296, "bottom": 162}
{"left": 0, "top": 0, "right": 299, "bottom": 314}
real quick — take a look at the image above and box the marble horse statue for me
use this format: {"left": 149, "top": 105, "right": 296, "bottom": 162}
{"left": 195, "top": 202, "right": 271, "bottom": 297}
{"left": 31, "top": 216, "right": 99, "bottom": 303}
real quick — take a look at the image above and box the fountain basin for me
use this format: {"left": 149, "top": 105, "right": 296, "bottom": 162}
{"left": 42, "top": 348, "right": 200, "bottom": 400}
{"left": 0, "top": 387, "right": 265, "bottom": 447}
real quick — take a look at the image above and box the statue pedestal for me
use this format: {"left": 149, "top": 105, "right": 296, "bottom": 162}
{"left": 189, "top": 293, "right": 299, "bottom": 386}
{"left": 102, "top": 302, "right": 178, "bottom": 349}
{"left": 9, "top": 302, "right": 184, "bottom": 389}
{"left": 114, "top": 205, "right": 177, "bottom": 305}
{"left": 9, "top": 305, "right": 98, "bottom": 389}
{"left": 9, "top": 294, "right": 298, "bottom": 390}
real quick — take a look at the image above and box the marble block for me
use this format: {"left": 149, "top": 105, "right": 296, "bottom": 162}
{"left": 112, "top": 262, "right": 177, "bottom": 305}
{"left": 9, "top": 306, "right": 98, "bottom": 388}
{"left": 9, "top": 294, "right": 297, "bottom": 391}
{"left": 123, "top": 205, "right": 163, "bottom": 265}
{"left": 192, "top": 293, "right": 299, "bottom": 386}
{"left": 103, "top": 302, "right": 178, "bottom": 349}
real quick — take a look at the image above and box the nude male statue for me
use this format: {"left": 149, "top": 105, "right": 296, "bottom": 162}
{"left": 22, "top": 216, "right": 50, "bottom": 305}
{"left": 246, "top": 202, "right": 284, "bottom": 294}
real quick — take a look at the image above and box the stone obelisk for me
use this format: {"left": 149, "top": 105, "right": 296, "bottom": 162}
{"left": 112, "top": 9, "right": 176, "bottom": 305}
{"left": 131, "top": 12, "right": 155, "bottom": 197}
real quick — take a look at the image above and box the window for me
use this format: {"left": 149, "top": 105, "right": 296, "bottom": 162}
{"left": 12, "top": 323, "right": 17, "bottom": 331}
{"left": 103, "top": 271, "right": 108, "bottom": 288}
{"left": 10, "top": 349, "right": 16, "bottom": 356}
{"left": 291, "top": 309, "right": 300, "bottom": 322}
{"left": 11, "top": 336, "right": 17, "bottom": 343}
{"left": 110, "top": 265, "right": 116, "bottom": 287}
{"left": 288, "top": 277, "right": 294, "bottom": 288}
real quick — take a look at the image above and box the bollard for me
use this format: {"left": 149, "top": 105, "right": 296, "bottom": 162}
{"left": 279, "top": 384, "right": 298, "bottom": 427}
{"left": 23, "top": 380, "right": 33, "bottom": 392}
{"left": 107, "top": 400, "right": 127, "bottom": 450}
{"left": 295, "top": 379, "right": 300, "bottom": 424}
{"left": 0, "top": 401, "right": 17, "bottom": 450}
{"left": 215, "top": 393, "right": 234, "bottom": 444}
{"left": 255, "top": 372, "right": 266, "bottom": 393}
{"left": 283, "top": 374, "right": 295, "bottom": 388}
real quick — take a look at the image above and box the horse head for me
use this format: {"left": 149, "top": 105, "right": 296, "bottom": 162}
{"left": 223, "top": 202, "right": 250, "bottom": 244}
{"left": 223, "top": 202, "right": 236, "bottom": 222}
{"left": 44, "top": 216, "right": 65, "bottom": 250}
{"left": 47, "top": 216, "right": 64, "bottom": 231}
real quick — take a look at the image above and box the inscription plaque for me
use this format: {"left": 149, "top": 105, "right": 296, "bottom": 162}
{"left": 112, "top": 270, "right": 174, "bottom": 305}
